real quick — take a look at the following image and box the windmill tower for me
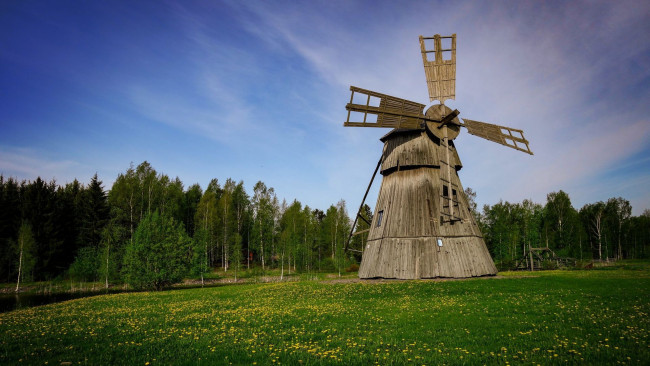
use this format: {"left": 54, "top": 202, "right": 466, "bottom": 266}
{"left": 345, "top": 34, "right": 533, "bottom": 279}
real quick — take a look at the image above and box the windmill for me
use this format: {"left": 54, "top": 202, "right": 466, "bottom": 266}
{"left": 345, "top": 34, "right": 532, "bottom": 279}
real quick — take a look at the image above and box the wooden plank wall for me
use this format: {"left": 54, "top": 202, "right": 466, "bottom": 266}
{"left": 359, "top": 131, "right": 496, "bottom": 279}
{"left": 359, "top": 237, "right": 497, "bottom": 279}
{"left": 380, "top": 130, "right": 461, "bottom": 173}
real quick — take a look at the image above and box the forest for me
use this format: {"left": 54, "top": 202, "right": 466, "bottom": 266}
{"left": 1, "top": 160, "right": 649, "bottom": 288}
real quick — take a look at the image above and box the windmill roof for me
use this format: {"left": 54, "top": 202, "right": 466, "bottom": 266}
{"left": 379, "top": 128, "right": 423, "bottom": 142}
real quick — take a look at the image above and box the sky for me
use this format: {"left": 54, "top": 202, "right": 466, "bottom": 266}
{"left": 1, "top": 0, "right": 649, "bottom": 216}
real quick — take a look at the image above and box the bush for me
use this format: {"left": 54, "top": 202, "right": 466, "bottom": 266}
{"left": 318, "top": 257, "right": 336, "bottom": 272}
{"left": 122, "top": 212, "right": 192, "bottom": 290}
{"left": 346, "top": 263, "right": 360, "bottom": 272}
{"left": 69, "top": 246, "right": 99, "bottom": 282}
{"left": 495, "top": 259, "right": 516, "bottom": 271}
{"left": 574, "top": 260, "right": 594, "bottom": 269}
{"left": 542, "top": 260, "right": 558, "bottom": 270}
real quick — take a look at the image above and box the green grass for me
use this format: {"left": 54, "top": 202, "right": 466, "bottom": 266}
{"left": 1, "top": 262, "right": 649, "bottom": 365}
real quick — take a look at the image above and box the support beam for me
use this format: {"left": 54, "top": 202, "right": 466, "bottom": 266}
{"left": 345, "top": 155, "right": 383, "bottom": 252}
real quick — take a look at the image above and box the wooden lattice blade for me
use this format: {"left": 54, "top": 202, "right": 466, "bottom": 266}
{"left": 344, "top": 86, "right": 425, "bottom": 129}
{"left": 419, "top": 34, "right": 456, "bottom": 104}
{"left": 462, "top": 118, "right": 533, "bottom": 155}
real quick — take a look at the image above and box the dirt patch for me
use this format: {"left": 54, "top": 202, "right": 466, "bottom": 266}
{"left": 322, "top": 275, "right": 512, "bottom": 284}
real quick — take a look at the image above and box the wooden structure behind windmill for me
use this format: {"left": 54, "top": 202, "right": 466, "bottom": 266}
{"left": 344, "top": 34, "right": 533, "bottom": 279}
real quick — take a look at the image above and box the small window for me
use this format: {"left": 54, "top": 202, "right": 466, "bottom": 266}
{"left": 442, "top": 185, "right": 449, "bottom": 197}
{"left": 437, "top": 238, "right": 443, "bottom": 247}
{"left": 376, "top": 210, "right": 384, "bottom": 227}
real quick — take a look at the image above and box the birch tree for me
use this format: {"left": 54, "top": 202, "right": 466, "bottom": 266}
{"left": 252, "top": 181, "right": 275, "bottom": 271}
{"left": 580, "top": 202, "right": 606, "bottom": 260}
{"left": 219, "top": 179, "right": 236, "bottom": 271}
{"left": 607, "top": 197, "right": 632, "bottom": 260}
{"left": 15, "top": 223, "right": 35, "bottom": 292}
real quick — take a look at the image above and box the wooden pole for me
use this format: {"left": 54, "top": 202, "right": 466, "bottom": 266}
{"left": 345, "top": 155, "right": 383, "bottom": 252}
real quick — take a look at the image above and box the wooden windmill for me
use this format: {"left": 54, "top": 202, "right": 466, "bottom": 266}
{"left": 345, "top": 34, "right": 533, "bottom": 279}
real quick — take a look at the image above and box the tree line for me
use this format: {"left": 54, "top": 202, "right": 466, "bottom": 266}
{"left": 1, "top": 161, "right": 648, "bottom": 289}
{"left": 468, "top": 188, "right": 650, "bottom": 268}
{"left": 1, "top": 161, "right": 357, "bottom": 289}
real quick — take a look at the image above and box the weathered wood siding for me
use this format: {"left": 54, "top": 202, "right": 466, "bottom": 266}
{"left": 380, "top": 130, "right": 461, "bottom": 173}
{"left": 359, "top": 131, "right": 496, "bottom": 279}
{"left": 359, "top": 236, "right": 496, "bottom": 279}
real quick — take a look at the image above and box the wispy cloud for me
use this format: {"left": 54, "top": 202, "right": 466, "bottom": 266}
{"left": 3, "top": 0, "right": 647, "bottom": 215}
{"left": 0, "top": 146, "right": 81, "bottom": 183}
{"left": 227, "top": 0, "right": 650, "bottom": 214}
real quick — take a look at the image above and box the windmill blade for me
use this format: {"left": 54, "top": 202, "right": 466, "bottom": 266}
{"left": 344, "top": 86, "right": 425, "bottom": 129}
{"left": 463, "top": 118, "right": 533, "bottom": 155}
{"left": 419, "top": 34, "right": 456, "bottom": 104}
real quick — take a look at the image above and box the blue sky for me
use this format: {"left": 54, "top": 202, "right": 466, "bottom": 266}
{"left": 1, "top": 0, "right": 649, "bottom": 215}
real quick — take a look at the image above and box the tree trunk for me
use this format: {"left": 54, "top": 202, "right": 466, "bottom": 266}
{"left": 203, "top": 207, "right": 208, "bottom": 285}
{"left": 597, "top": 229, "right": 602, "bottom": 261}
{"left": 280, "top": 251, "right": 284, "bottom": 280}
{"left": 129, "top": 191, "right": 134, "bottom": 244}
{"left": 260, "top": 216, "right": 265, "bottom": 271}
{"left": 578, "top": 235, "right": 582, "bottom": 261}
{"left": 105, "top": 242, "right": 110, "bottom": 289}
{"left": 618, "top": 221, "right": 622, "bottom": 260}
{"left": 15, "top": 239, "right": 23, "bottom": 293}
{"left": 223, "top": 203, "right": 228, "bottom": 272}
{"left": 335, "top": 218, "right": 340, "bottom": 277}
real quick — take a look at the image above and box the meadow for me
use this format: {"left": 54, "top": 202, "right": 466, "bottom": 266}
{"left": 1, "top": 262, "right": 648, "bottom": 365}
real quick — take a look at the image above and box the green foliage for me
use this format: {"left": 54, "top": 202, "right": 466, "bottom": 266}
{"left": 77, "top": 174, "right": 109, "bottom": 249}
{"left": 543, "top": 190, "right": 582, "bottom": 256}
{"left": 3, "top": 162, "right": 650, "bottom": 287}
{"left": 194, "top": 188, "right": 219, "bottom": 271}
{"left": 68, "top": 246, "right": 99, "bottom": 282}
{"left": 349, "top": 204, "right": 372, "bottom": 262}
{"left": 318, "top": 257, "right": 336, "bottom": 272}
{"left": 321, "top": 200, "right": 351, "bottom": 276}
{"left": 345, "top": 263, "right": 359, "bottom": 272}
{"left": 98, "top": 219, "right": 124, "bottom": 284}
{"left": 494, "top": 258, "right": 516, "bottom": 271}
{"left": 182, "top": 183, "right": 203, "bottom": 237}
{"left": 251, "top": 181, "right": 276, "bottom": 270}
{"left": 482, "top": 200, "right": 543, "bottom": 262}
{"left": 541, "top": 259, "right": 559, "bottom": 270}
{"left": 15, "top": 222, "right": 36, "bottom": 283}
{"left": 190, "top": 227, "right": 209, "bottom": 279}
{"left": 463, "top": 187, "right": 480, "bottom": 224}
{"left": 20, "top": 177, "right": 62, "bottom": 279}
{"left": 231, "top": 232, "right": 243, "bottom": 275}
{"left": 0, "top": 176, "right": 22, "bottom": 282}
{"left": 123, "top": 211, "right": 192, "bottom": 290}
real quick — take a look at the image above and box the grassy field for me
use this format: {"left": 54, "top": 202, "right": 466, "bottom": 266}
{"left": 1, "top": 262, "right": 648, "bottom": 365}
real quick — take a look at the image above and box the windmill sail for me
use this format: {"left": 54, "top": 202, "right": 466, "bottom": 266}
{"left": 463, "top": 118, "right": 533, "bottom": 155}
{"left": 419, "top": 34, "right": 456, "bottom": 104}
{"left": 344, "top": 86, "right": 425, "bottom": 129}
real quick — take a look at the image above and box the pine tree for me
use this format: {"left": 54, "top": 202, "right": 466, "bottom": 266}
{"left": 0, "top": 176, "right": 21, "bottom": 282}
{"left": 79, "top": 174, "right": 109, "bottom": 249}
